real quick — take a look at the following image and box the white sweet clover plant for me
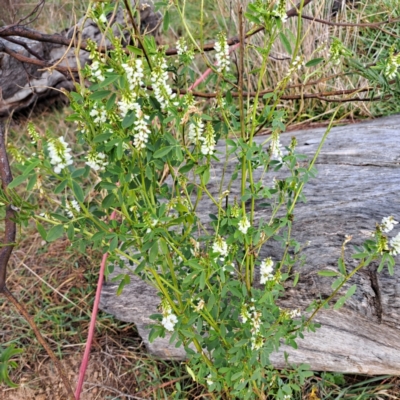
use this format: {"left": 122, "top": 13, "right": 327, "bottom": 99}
{"left": 5, "top": 1, "right": 400, "bottom": 398}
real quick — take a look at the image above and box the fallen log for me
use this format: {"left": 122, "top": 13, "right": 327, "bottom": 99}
{"left": 0, "top": 0, "right": 161, "bottom": 117}
{"left": 100, "top": 114, "right": 400, "bottom": 374}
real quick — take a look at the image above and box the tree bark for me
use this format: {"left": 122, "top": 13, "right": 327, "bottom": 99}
{"left": 100, "top": 114, "right": 400, "bottom": 374}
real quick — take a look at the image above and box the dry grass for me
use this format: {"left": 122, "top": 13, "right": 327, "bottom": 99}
{"left": 0, "top": 0, "right": 87, "bottom": 32}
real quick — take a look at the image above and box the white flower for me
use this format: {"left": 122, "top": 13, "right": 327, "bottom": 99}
{"left": 212, "top": 236, "right": 228, "bottom": 257}
{"left": 270, "top": 130, "right": 283, "bottom": 161}
{"left": 214, "top": 33, "right": 230, "bottom": 73}
{"left": 86, "top": 151, "right": 108, "bottom": 171}
{"left": 176, "top": 38, "right": 188, "bottom": 56}
{"left": 241, "top": 305, "right": 250, "bottom": 323}
{"left": 151, "top": 55, "right": 176, "bottom": 110}
{"left": 89, "top": 60, "right": 105, "bottom": 82}
{"left": 122, "top": 59, "right": 144, "bottom": 91}
{"left": 200, "top": 122, "right": 216, "bottom": 155}
{"left": 161, "top": 313, "right": 178, "bottom": 331}
{"left": 251, "top": 335, "right": 264, "bottom": 350}
{"left": 381, "top": 216, "right": 399, "bottom": 233}
{"left": 99, "top": 13, "right": 107, "bottom": 24}
{"left": 118, "top": 95, "right": 137, "bottom": 119}
{"left": 287, "top": 55, "right": 305, "bottom": 76}
{"left": 260, "top": 257, "right": 274, "bottom": 284}
{"left": 188, "top": 117, "right": 205, "bottom": 143}
{"left": 66, "top": 199, "right": 80, "bottom": 218}
{"left": 206, "top": 374, "right": 214, "bottom": 386}
{"left": 89, "top": 104, "right": 107, "bottom": 125}
{"left": 390, "top": 232, "right": 400, "bottom": 256}
{"left": 238, "top": 216, "right": 250, "bottom": 235}
{"left": 288, "top": 309, "right": 301, "bottom": 318}
{"left": 161, "top": 303, "right": 178, "bottom": 332}
{"left": 48, "top": 137, "right": 73, "bottom": 174}
{"left": 283, "top": 395, "right": 292, "bottom": 400}
{"left": 131, "top": 102, "right": 151, "bottom": 150}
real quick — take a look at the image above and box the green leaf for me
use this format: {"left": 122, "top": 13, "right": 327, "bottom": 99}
{"left": 106, "top": 93, "right": 116, "bottom": 111}
{"left": 94, "top": 132, "right": 113, "bottom": 143}
{"left": 98, "top": 74, "right": 119, "bottom": 88}
{"left": 100, "top": 182, "right": 118, "bottom": 191}
{"left": 279, "top": 32, "right": 292, "bottom": 55}
{"left": 293, "top": 272, "right": 299, "bottom": 287}
{"left": 102, "top": 193, "right": 116, "bottom": 209}
{"left": 145, "top": 165, "right": 153, "bottom": 180}
{"left": 333, "top": 296, "right": 346, "bottom": 310}
{"left": 72, "top": 180, "right": 84, "bottom": 202}
{"left": 116, "top": 140, "right": 123, "bottom": 160}
{"left": 8, "top": 175, "right": 28, "bottom": 189}
{"left": 116, "top": 274, "right": 130, "bottom": 296}
{"left": 54, "top": 179, "right": 68, "bottom": 194}
{"left": 318, "top": 270, "right": 339, "bottom": 277}
{"left": 36, "top": 222, "right": 47, "bottom": 240}
{"left": 149, "top": 241, "right": 159, "bottom": 263}
{"left": 231, "top": 370, "right": 243, "bottom": 381}
{"left": 26, "top": 174, "right": 37, "bottom": 191}
{"left": 67, "top": 223, "right": 75, "bottom": 241}
{"left": 179, "top": 162, "right": 194, "bottom": 173}
{"left": 163, "top": 9, "right": 170, "bottom": 32}
{"left": 0, "top": 345, "right": 23, "bottom": 388}
{"left": 89, "top": 90, "right": 111, "bottom": 100}
{"left": 46, "top": 224, "right": 65, "bottom": 242}
{"left": 338, "top": 257, "right": 346, "bottom": 275}
{"left": 331, "top": 277, "right": 344, "bottom": 290}
{"left": 199, "top": 271, "right": 206, "bottom": 290}
{"left": 71, "top": 168, "right": 86, "bottom": 178}
{"left": 202, "top": 168, "right": 210, "bottom": 185}
{"left": 127, "top": 45, "right": 143, "bottom": 56}
{"left": 109, "top": 235, "right": 118, "bottom": 252}
{"left": 153, "top": 146, "right": 173, "bottom": 158}
{"left": 305, "top": 57, "right": 324, "bottom": 67}
{"left": 344, "top": 284, "right": 357, "bottom": 299}
{"left": 122, "top": 111, "right": 135, "bottom": 128}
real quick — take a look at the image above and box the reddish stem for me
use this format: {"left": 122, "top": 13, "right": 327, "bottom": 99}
{"left": 75, "top": 210, "right": 117, "bottom": 399}
{"left": 187, "top": 43, "right": 240, "bottom": 91}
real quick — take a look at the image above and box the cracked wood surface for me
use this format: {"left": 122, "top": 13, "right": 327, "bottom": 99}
{"left": 100, "top": 114, "right": 400, "bottom": 373}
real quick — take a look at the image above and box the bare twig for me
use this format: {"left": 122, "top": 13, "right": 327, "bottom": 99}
{"left": 15, "top": 0, "right": 46, "bottom": 27}
{"left": 2, "top": 36, "right": 44, "bottom": 60}
{"left": 123, "top": 0, "right": 153, "bottom": 70}
{"left": 0, "top": 40, "right": 77, "bottom": 74}
{"left": 299, "top": 14, "right": 400, "bottom": 28}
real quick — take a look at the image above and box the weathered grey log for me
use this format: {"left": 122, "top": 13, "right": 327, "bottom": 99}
{"left": 100, "top": 114, "right": 400, "bottom": 373}
{"left": 0, "top": 1, "right": 161, "bottom": 117}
